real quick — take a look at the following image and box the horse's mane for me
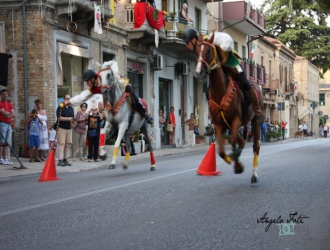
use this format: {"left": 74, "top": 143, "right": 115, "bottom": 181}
{"left": 101, "top": 60, "right": 128, "bottom": 91}
{"left": 101, "top": 60, "right": 119, "bottom": 77}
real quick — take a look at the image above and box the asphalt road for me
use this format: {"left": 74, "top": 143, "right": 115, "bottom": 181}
{"left": 0, "top": 139, "right": 330, "bottom": 250}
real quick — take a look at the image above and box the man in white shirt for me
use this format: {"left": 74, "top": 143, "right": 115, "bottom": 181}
{"left": 323, "top": 124, "right": 328, "bottom": 138}
{"left": 302, "top": 121, "right": 308, "bottom": 139}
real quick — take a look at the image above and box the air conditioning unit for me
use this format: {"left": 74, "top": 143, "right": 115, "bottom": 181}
{"left": 181, "top": 62, "right": 188, "bottom": 75}
{"left": 151, "top": 54, "right": 163, "bottom": 70}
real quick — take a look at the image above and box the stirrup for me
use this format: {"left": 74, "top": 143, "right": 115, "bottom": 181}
{"left": 255, "top": 110, "right": 265, "bottom": 124}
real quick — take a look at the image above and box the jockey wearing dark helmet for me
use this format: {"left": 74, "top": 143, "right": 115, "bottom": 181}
{"left": 64, "top": 69, "right": 109, "bottom": 106}
{"left": 182, "top": 28, "right": 199, "bottom": 53}
{"left": 124, "top": 84, "right": 154, "bottom": 125}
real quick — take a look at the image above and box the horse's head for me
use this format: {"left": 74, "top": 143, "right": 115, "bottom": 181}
{"left": 99, "top": 60, "right": 122, "bottom": 105}
{"left": 99, "top": 60, "right": 119, "bottom": 89}
{"left": 195, "top": 32, "right": 224, "bottom": 83}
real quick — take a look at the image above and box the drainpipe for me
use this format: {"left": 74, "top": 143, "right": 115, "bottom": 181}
{"left": 23, "top": 0, "right": 28, "bottom": 144}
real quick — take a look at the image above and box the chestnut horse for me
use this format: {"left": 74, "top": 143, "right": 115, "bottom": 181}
{"left": 195, "top": 33, "right": 261, "bottom": 183}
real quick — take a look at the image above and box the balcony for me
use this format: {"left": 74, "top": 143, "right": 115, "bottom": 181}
{"left": 241, "top": 60, "right": 266, "bottom": 84}
{"left": 222, "top": 1, "right": 266, "bottom": 35}
{"left": 125, "top": 3, "right": 166, "bottom": 45}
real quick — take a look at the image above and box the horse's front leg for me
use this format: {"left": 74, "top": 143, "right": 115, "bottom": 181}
{"left": 251, "top": 117, "right": 260, "bottom": 183}
{"left": 215, "top": 125, "right": 231, "bottom": 165}
{"left": 109, "top": 125, "right": 127, "bottom": 169}
{"left": 230, "top": 117, "right": 244, "bottom": 174}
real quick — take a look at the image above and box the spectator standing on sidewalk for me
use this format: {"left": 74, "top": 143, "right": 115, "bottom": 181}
{"left": 73, "top": 103, "right": 87, "bottom": 161}
{"left": 56, "top": 94, "right": 75, "bottom": 167}
{"left": 35, "top": 99, "right": 49, "bottom": 161}
{"left": 323, "top": 124, "right": 328, "bottom": 138}
{"left": 86, "top": 105, "right": 105, "bottom": 162}
{"left": 302, "top": 121, "right": 308, "bottom": 139}
{"left": 281, "top": 120, "right": 287, "bottom": 140}
{"left": 168, "top": 106, "right": 176, "bottom": 146}
{"left": 24, "top": 109, "right": 43, "bottom": 163}
{"left": 260, "top": 121, "right": 267, "bottom": 142}
{"left": 0, "top": 89, "right": 15, "bottom": 165}
{"left": 185, "top": 113, "right": 198, "bottom": 148}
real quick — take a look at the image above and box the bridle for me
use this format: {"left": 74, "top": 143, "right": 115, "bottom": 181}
{"left": 99, "top": 66, "right": 118, "bottom": 108}
{"left": 197, "top": 41, "right": 221, "bottom": 74}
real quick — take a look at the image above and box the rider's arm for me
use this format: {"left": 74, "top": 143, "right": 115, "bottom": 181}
{"left": 68, "top": 89, "right": 93, "bottom": 106}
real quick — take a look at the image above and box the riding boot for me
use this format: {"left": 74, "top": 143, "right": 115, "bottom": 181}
{"left": 135, "top": 101, "right": 153, "bottom": 124}
{"left": 245, "top": 88, "right": 265, "bottom": 124}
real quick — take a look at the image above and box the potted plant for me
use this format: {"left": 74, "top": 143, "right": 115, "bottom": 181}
{"left": 223, "top": 133, "right": 230, "bottom": 145}
{"left": 267, "top": 131, "right": 277, "bottom": 142}
{"left": 166, "top": 12, "right": 177, "bottom": 22}
{"left": 105, "top": 138, "right": 116, "bottom": 155}
{"left": 132, "top": 130, "right": 141, "bottom": 153}
{"left": 195, "top": 134, "right": 205, "bottom": 144}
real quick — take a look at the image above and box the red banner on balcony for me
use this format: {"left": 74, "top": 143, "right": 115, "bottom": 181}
{"left": 133, "top": 2, "right": 165, "bottom": 30}
{"left": 134, "top": 2, "right": 147, "bottom": 29}
{"left": 146, "top": 5, "right": 165, "bottom": 30}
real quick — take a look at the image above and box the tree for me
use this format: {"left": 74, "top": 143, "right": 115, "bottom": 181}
{"left": 261, "top": 0, "right": 330, "bottom": 75}
{"left": 315, "top": 0, "right": 330, "bottom": 13}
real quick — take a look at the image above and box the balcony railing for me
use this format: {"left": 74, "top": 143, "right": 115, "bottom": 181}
{"left": 241, "top": 60, "right": 266, "bottom": 85}
{"left": 222, "top": 1, "right": 266, "bottom": 35}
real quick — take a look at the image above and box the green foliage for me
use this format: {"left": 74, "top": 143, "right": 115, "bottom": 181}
{"left": 153, "top": 9, "right": 158, "bottom": 21}
{"left": 133, "top": 130, "right": 140, "bottom": 142}
{"left": 196, "top": 134, "right": 205, "bottom": 139}
{"left": 262, "top": 0, "right": 330, "bottom": 75}
{"left": 320, "top": 116, "right": 326, "bottom": 126}
{"left": 267, "top": 131, "right": 278, "bottom": 139}
{"left": 106, "top": 138, "right": 115, "bottom": 145}
{"left": 223, "top": 133, "right": 230, "bottom": 139}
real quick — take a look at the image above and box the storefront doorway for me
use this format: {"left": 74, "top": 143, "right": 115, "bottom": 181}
{"left": 159, "top": 78, "right": 172, "bottom": 146}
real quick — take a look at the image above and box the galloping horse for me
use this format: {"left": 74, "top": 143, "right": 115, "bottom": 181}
{"left": 195, "top": 33, "right": 261, "bottom": 183}
{"left": 99, "top": 60, "right": 156, "bottom": 171}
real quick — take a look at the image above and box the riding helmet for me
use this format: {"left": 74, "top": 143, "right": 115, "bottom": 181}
{"left": 182, "top": 28, "right": 199, "bottom": 43}
{"left": 83, "top": 69, "right": 97, "bottom": 81}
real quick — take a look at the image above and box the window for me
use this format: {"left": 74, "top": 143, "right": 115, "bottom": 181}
{"left": 194, "top": 8, "right": 201, "bottom": 29}
{"left": 242, "top": 45, "right": 246, "bottom": 59}
{"left": 0, "top": 21, "right": 5, "bottom": 52}
{"left": 234, "top": 41, "right": 238, "bottom": 53}
{"left": 319, "top": 93, "right": 325, "bottom": 106}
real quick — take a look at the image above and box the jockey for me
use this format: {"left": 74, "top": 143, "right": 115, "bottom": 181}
{"left": 182, "top": 28, "right": 265, "bottom": 130}
{"left": 64, "top": 69, "right": 109, "bottom": 106}
{"left": 124, "top": 84, "right": 154, "bottom": 125}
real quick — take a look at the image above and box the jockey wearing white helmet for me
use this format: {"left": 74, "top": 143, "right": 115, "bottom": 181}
{"left": 182, "top": 28, "right": 265, "bottom": 125}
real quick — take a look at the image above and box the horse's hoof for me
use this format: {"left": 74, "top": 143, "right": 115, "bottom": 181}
{"left": 100, "top": 154, "right": 107, "bottom": 161}
{"left": 234, "top": 162, "right": 244, "bottom": 174}
{"left": 251, "top": 175, "right": 258, "bottom": 183}
{"left": 122, "top": 164, "right": 128, "bottom": 170}
{"left": 150, "top": 166, "right": 156, "bottom": 171}
{"left": 109, "top": 164, "right": 115, "bottom": 169}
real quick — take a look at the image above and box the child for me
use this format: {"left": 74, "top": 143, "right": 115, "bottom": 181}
{"left": 24, "top": 109, "right": 43, "bottom": 162}
{"left": 86, "top": 106, "right": 105, "bottom": 162}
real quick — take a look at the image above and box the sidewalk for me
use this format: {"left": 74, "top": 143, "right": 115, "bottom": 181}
{"left": 0, "top": 144, "right": 211, "bottom": 180}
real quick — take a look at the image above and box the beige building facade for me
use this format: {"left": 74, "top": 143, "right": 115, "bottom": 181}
{"left": 294, "top": 56, "right": 321, "bottom": 135}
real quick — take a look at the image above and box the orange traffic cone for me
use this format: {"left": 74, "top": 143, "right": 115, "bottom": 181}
{"left": 39, "top": 150, "right": 60, "bottom": 182}
{"left": 196, "top": 143, "right": 221, "bottom": 176}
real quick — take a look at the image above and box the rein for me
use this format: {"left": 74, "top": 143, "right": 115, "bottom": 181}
{"left": 198, "top": 41, "right": 221, "bottom": 74}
